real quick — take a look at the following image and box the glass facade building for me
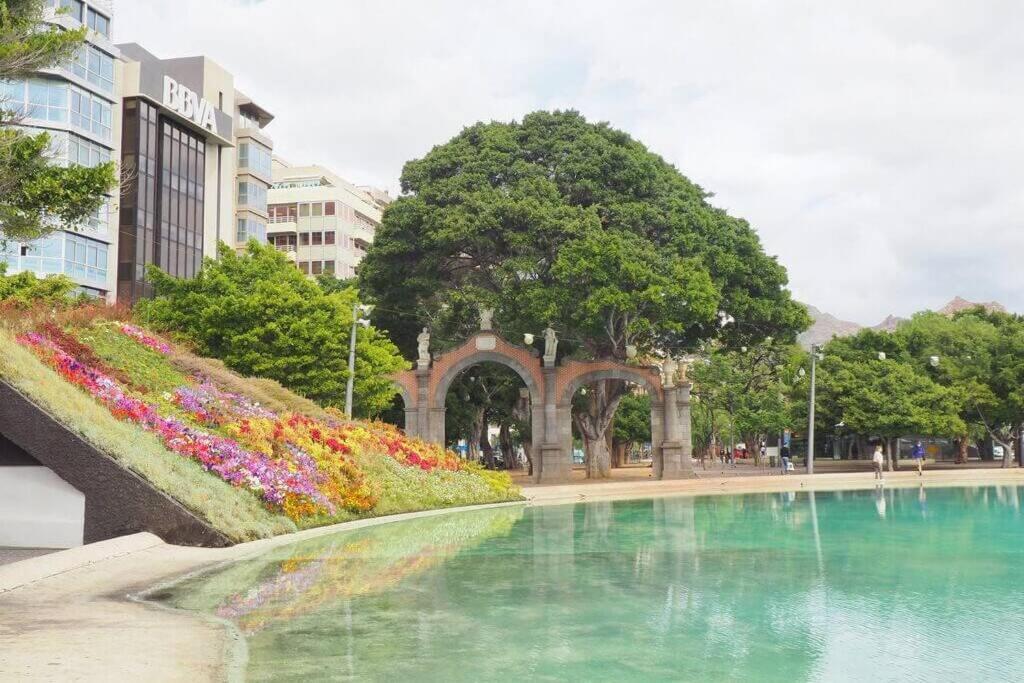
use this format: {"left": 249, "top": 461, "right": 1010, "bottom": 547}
{"left": 117, "top": 99, "right": 206, "bottom": 303}
{"left": 1, "top": 0, "right": 117, "bottom": 298}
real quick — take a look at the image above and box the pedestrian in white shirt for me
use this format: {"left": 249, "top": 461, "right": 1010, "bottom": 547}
{"left": 872, "top": 444, "right": 885, "bottom": 482}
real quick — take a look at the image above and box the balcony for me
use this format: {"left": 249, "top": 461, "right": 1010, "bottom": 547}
{"left": 273, "top": 245, "right": 297, "bottom": 261}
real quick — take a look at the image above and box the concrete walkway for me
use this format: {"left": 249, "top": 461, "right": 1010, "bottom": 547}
{"left": 3, "top": 470, "right": 1024, "bottom": 681}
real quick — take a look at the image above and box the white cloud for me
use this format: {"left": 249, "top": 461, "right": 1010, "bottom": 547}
{"left": 115, "top": 0, "right": 1024, "bottom": 323}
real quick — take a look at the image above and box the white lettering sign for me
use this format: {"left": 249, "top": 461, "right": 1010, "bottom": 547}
{"left": 162, "top": 75, "right": 219, "bottom": 135}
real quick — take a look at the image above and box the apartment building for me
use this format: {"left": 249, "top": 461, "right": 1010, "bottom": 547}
{"left": 0, "top": 8, "right": 275, "bottom": 304}
{"left": 0, "top": 0, "right": 120, "bottom": 299}
{"left": 267, "top": 160, "right": 390, "bottom": 279}
{"left": 114, "top": 44, "right": 275, "bottom": 302}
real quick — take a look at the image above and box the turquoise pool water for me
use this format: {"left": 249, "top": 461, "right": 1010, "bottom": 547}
{"left": 158, "top": 486, "right": 1024, "bottom": 681}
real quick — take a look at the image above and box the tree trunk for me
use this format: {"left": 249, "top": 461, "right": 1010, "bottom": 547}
{"left": 997, "top": 436, "right": 1015, "bottom": 469}
{"left": 468, "top": 407, "right": 485, "bottom": 462}
{"left": 480, "top": 425, "right": 495, "bottom": 470}
{"left": 856, "top": 435, "right": 870, "bottom": 461}
{"left": 498, "top": 423, "right": 514, "bottom": 470}
{"left": 612, "top": 440, "right": 628, "bottom": 467}
{"left": 885, "top": 437, "right": 895, "bottom": 472}
{"left": 523, "top": 442, "right": 533, "bottom": 476}
{"left": 575, "top": 379, "right": 629, "bottom": 479}
{"left": 956, "top": 436, "right": 969, "bottom": 465}
{"left": 978, "top": 437, "right": 992, "bottom": 461}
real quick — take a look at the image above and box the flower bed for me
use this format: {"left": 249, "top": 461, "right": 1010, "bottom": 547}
{"left": 17, "top": 321, "right": 496, "bottom": 522}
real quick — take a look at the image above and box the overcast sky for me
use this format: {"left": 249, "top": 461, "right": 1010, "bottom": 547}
{"left": 116, "top": 1, "right": 1023, "bottom": 324}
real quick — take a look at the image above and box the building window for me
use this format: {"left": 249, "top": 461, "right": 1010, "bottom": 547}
{"left": 299, "top": 203, "right": 310, "bottom": 217}
{"left": 324, "top": 201, "right": 335, "bottom": 216}
{"left": 311, "top": 261, "right": 322, "bottom": 275}
{"left": 312, "top": 231, "right": 322, "bottom": 246}
{"left": 300, "top": 232, "right": 310, "bottom": 246}
{"left": 47, "top": 0, "right": 84, "bottom": 22}
{"left": 237, "top": 142, "right": 272, "bottom": 177}
{"left": 239, "top": 111, "right": 259, "bottom": 130}
{"left": 237, "top": 181, "right": 267, "bottom": 212}
{"left": 298, "top": 261, "right": 309, "bottom": 275}
{"left": 324, "top": 231, "right": 335, "bottom": 245}
{"left": 272, "top": 234, "right": 297, "bottom": 251}
{"left": 118, "top": 100, "right": 205, "bottom": 304}
{"left": 324, "top": 260, "right": 335, "bottom": 274}
{"left": 236, "top": 218, "right": 267, "bottom": 244}
{"left": 86, "top": 7, "right": 110, "bottom": 37}
{"left": 71, "top": 45, "right": 114, "bottom": 94}
{"left": 68, "top": 132, "right": 111, "bottom": 167}
{"left": 70, "top": 86, "right": 112, "bottom": 140}
{"left": 1, "top": 79, "right": 69, "bottom": 123}
{"left": 64, "top": 233, "right": 108, "bottom": 284}
{"left": 268, "top": 203, "right": 297, "bottom": 223}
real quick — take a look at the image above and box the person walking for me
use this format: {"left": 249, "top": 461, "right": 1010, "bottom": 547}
{"left": 872, "top": 444, "right": 885, "bottom": 483}
{"left": 912, "top": 440, "right": 925, "bottom": 477}
{"left": 780, "top": 443, "right": 791, "bottom": 475}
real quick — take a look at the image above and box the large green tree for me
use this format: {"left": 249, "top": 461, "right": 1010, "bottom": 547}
{"left": 136, "top": 242, "right": 406, "bottom": 417}
{"left": 1, "top": 0, "right": 116, "bottom": 241}
{"left": 794, "top": 329, "right": 964, "bottom": 470}
{"left": 898, "top": 309, "right": 1024, "bottom": 467}
{"left": 361, "top": 110, "right": 807, "bottom": 477}
{"left": 690, "top": 339, "right": 800, "bottom": 462}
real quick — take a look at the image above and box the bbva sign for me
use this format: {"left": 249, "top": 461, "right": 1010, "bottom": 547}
{"left": 162, "top": 75, "right": 218, "bottom": 135}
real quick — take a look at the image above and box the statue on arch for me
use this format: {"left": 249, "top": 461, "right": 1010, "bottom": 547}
{"left": 543, "top": 325, "right": 558, "bottom": 365}
{"left": 479, "top": 307, "right": 494, "bottom": 331}
{"left": 416, "top": 327, "right": 431, "bottom": 367}
{"left": 661, "top": 357, "right": 679, "bottom": 388}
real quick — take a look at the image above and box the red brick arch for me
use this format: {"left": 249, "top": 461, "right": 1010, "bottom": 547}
{"left": 427, "top": 333, "right": 545, "bottom": 408}
{"left": 389, "top": 370, "right": 418, "bottom": 410}
{"left": 387, "top": 332, "right": 693, "bottom": 483}
{"left": 556, "top": 359, "right": 664, "bottom": 406}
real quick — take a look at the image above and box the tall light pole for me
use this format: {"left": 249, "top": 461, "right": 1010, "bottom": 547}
{"left": 807, "top": 344, "right": 821, "bottom": 474}
{"left": 344, "top": 303, "right": 373, "bottom": 418}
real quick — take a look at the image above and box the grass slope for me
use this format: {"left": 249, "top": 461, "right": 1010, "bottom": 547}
{"left": 0, "top": 316, "right": 520, "bottom": 543}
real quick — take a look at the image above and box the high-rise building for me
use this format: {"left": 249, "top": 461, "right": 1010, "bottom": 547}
{"left": 0, "top": 0, "right": 120, "bottom": 299}
{"left": 113, "top": 44, "right": 275, "bottom": 303}
{"left": 0, "top": 13, "right": 276, "bottom": 305}
{"left": 267, "top": 160, "right": 390, "bottom": 279}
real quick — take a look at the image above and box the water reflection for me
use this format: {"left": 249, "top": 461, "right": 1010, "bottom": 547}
{"left": 161, "top": 487, "right": 1024, "bottom": 682}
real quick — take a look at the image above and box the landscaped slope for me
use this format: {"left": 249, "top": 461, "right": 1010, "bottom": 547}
{"left": 0, "top": 310, "right": 519, "bottom": 543}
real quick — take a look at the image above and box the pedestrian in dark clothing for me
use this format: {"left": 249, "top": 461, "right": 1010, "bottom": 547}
{"left": 912, "top": 440, "right": 925, "bottom": 476}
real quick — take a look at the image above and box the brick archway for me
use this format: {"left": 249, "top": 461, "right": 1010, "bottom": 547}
{"left": 388, "top": 331, "right": 695, "bottom": 483}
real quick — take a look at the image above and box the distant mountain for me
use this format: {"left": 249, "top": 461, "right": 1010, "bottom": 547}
{"left": 797, "top": 305, "right": 863, "bottom": 349}
{"left": 797, "top": 297, "right": 1006, "bottom": 349}
{"left": 871, "top": 314, "right": 906, "bottom": 332}
{"left": 937, "top": 296, "right": 1006, "bottom": 316}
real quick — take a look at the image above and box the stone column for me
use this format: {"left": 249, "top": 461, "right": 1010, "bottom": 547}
{"left": 650, "top": 399, "right": 664, "bottom": 479}
{"left": 415, "top": 368, "right": 432, "bottom": 443}
{"left": 661, "top": 382, "right": 696, "bottom": 479}
{"left": 536, "top": 366, "right": 569, "bottom": 483}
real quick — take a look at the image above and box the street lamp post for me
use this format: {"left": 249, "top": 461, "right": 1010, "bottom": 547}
{"left": 344, "top": 303, "right": 373, "bottom": 418}
{"left": 807, "top": 344, "right": 821, "bottom": 474}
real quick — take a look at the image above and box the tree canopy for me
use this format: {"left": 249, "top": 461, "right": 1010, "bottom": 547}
{"left": 135, "top": 242, "right": 406, "bottom": 417}
{"left": 361, "top": 110, "right": 806, "bottom": 360}
{"left": 360, "top": 110, "right": 807, "bottom": 477}
{"left": 788, "top": 311, "right": 1024, "bottom": 468}
{"left": 1, "top": 0, "right": 116, "bottom": 241}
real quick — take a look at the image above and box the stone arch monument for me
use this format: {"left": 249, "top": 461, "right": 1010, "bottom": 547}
{"left": 389, "top": 325, "right": 695, "bottom": 484}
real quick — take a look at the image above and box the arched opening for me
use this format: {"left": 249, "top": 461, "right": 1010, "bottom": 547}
{"left": 559, "top": 368, "right": 665, "bottom": 480}
{"left": 379, "top": 393, "right": 406, "bottom": 430}
{"left": 441, "top": 362, "right": 535, "bottom": 473}
{"left": 568, "top": 379, "right": 661, "bottom": 479}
